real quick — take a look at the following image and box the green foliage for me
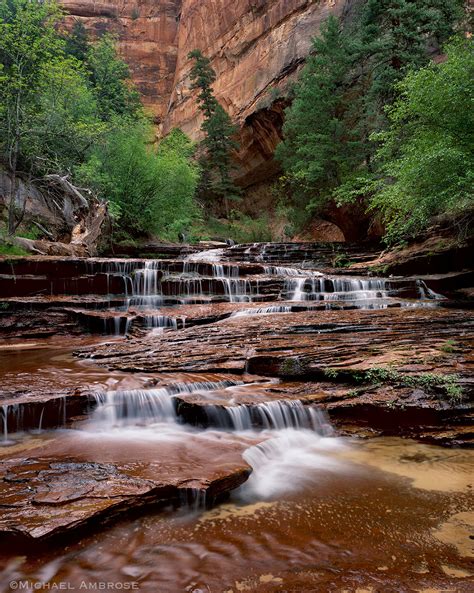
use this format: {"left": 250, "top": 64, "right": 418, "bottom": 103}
{"left": 87, "top": 34, "right": 141, "bottom": 121}
{"left": 370, "top": 39, "right": 474, "bottom": 244}
{"left": 78, "top": 124, "right": 199, "bottom": 239}
{"left": 0, "top": 240, "right": 28, "bottom": 256}
{"left": 64, "top": 20, "right": 89, "bottom": 62}
{"left": 0, "top": 1, "right": 140, "bottom": 182}
{"left": 353, "top": 367, "right": 463, "bottom": 404}
{"left": 188, "top": 49, "right": 240, "bottom": 213}
{"left": 440, "top": 339, "right": 459, "bottom": 354}
{"left": 323, "top": 367, "right": 339, "bottom": 379}
{"left": 197, "top": 211, "right": 273, "bottom": 243}
{"left": 275, "top": 17, "right": 358, "bottom": 213}
{"left": 0, "top": 3, "right": 198, "bottom": 241}
{"left": 277, "top": 2, "right": 465, "bottom": 240}
{"left": 26, "top": 56, "right": 105, "bottom": 174}
{"left": 0, "top": 0, "right": 64, "bottom": 168}
{"left": 357, "top": 0, "right": 464, "bottom": 111}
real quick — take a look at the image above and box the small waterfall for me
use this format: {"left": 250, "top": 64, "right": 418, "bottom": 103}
{"left": 238, "top": 428, "right": 346, "bottom": 501}
{"left": 417, "top": 280, "right": 445, "bottom": 300}
{"left": 206, "top": 400, "right": 334, "bottom": 433}
{"left": 285, "top": 277, "right": 389, "bottom": 302}
{"left": 92, "top": 388, "right": 177, "bottom": 427}
{"left": 146, "top": 315, "right": 178, "bottom": 330}
{"left": 264, "top": 266, "right": 321, "bottom": 277}
{"left": 221, "top": 278, "right": 255, "bottom": 303}
{"left": 133, "top": 261, "right": 162, "bottom": 296}
{"left": 230, "top": 305, "right": 292, "bottom": 318}
{"left": 180, "top": 488, "right": 208, "bottom": 511}
{"left": 1, "top": 405, "right": 9, "bottom": 443}
{"left": 91, "top": 380, "right": 243, "bottom": 428}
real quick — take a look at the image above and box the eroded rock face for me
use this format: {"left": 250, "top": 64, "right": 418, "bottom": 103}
{"left": 61, "top": 0, "right": 181, "bottom": 125}
{"left": 169, "top": 0, "right": 348, "bottom": 186}
{"left": 61, "top": 0, "right": 347, "bottom": 184}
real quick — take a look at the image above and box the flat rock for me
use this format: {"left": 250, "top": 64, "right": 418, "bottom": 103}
{"left": 80, "top": 308, "right": 473, "bottom": 378}
{"left": 0, "top": 434, "right": 252, "bottom": 544}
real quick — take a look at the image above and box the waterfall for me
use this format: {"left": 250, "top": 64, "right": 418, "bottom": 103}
{"left": 145, "top": 315, "right": 178, "bottom": 330}
{"left": 90, "top": 380, "right": 243, "bottom": 428}
{"left": 238, "top": 428, "right": 346, "bottom": 501}
{"left": 264, "top": 265, "right": 321, "bottom": 277}
{"left": 230, "top": 305, "right": 292, "bottom": 318}
{"left": 1, "top": 405, "right": 9, "bottom": 443}
{"left": 285, "top": 277, "right": 389, "bottom": 302}
{"left": 417, "top": 279, "right": 445, "bottom": 300}
{"left": 206, "top": 400, "right": 334, "bottom": 433}
{"left": 93, "top": 254, "right": 443, "bottom": 336}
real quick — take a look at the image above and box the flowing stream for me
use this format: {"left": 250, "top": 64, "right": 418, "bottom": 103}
{"left": 0, "top": 245, "right": 471, "bottom": 593}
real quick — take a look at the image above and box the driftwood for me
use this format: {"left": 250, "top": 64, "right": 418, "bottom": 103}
{"left": 40, "top": 174, "right": 90, "bottom": 228}
{"left": 11, "top": 201, "right": 108, "bottom": 257}
{"left": 1, "top": 170, "right": 110, "bottom": 256}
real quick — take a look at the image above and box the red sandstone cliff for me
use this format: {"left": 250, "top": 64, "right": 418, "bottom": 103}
{"left": 61, "top": 0, "right": 181, "bottom": 124}
{"left": 61, "top": 0, "right": 348, "bottom": 187}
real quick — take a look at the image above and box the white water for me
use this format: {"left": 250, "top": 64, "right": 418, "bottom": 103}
{"left": 90, "top": 380, "right": 242, "bottom": 428}
{"left": 286, "top": 277, "right": 389, "bottom": 302}
{"left": 238, "top": 429, "right": 347, "bottom": 501}
{"left": 85, "top": 377, "right": 347, "bottom": 503}
{"left": 97, "top": 256, "right": 443, "bottom": 337}
{"left": 230, "top": 305, "right": 292, "bottom": 318}
{"left": 206, "top": 399, "right": 334, "bottom": 433}
{"left": 185, "top": 248, "right": 225, "bottom": 262}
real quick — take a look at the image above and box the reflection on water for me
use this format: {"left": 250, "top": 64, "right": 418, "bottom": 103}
{"left": 1, "top": 338, "right": 473, "bottom": 592}
{"left": 1, "top": 430, "right": 473, "bottom": 592}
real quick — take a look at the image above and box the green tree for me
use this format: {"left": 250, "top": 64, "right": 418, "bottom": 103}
{"left": 64, "top": 20, "right": 89, "bottom": 62}
{"left": 355, "top": 0, "right": 464, "bottom": 126}
{"left": 87, "top": 34, "right": 141, "bottom": 121}
{"left": 275, "top": 17, "right": 358, "bottom": 215}
{"left": 188, "top": 49, "right": 239, "bottom": 215}
{"left": 277, "top": 2, "right": 464, "bottom": 232}
{"left": 370, "top": 38, "right": 474, "bottom": 243}
{"left": 78, "top": 124, "right": 199, "bottom": 239}
{"left": 26, "top": 56, "right": 105, "bottom": 175}
{"left": 0, "top": 0, "right": 64, "bottom": 233}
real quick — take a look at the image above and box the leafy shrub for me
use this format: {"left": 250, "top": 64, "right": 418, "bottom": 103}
{"left": 78, "top": 125, "right": 199, "bottom": 240}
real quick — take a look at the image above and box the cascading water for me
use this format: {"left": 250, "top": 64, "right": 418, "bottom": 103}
{"left": 86, "top": 377, "right": 344, "bottom": 505}
{"left": 90, "top": 380, "right": 243, "bottom": 428}
{"left": 230, "top": 305, "right": 292, "bottom": 318}
{"left": 95, "top": 250, "right": 443, "bottom": 337}
{"left": 237, "top": 428, "right": 347, "bottom": 501}
{"left": 284, "top": 276, "right": 390, "bottom": 302}
{"left": 205, "top": 399, "right": 333, "bottom": 433}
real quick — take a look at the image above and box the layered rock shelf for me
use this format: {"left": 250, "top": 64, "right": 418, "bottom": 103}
{"left": 1, "top": 241, "right": 473, "bottom": 552}
{"left": 0, "top": 449, "right": 251, "bottom": 545}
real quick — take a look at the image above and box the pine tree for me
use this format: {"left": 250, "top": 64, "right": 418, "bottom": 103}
{"left": 275, "top": 16, "right": 358, "bottom": 212}
{"left": 64, "top": 20, "right": 89, "bottom": 62}
{"left": 358, "top": 0, "right": 464, "bottom": 113}
{"left": 87, "top": 34, "right": 141, "bottom": 121}
{"left": 188, "top": 49, "right": 239, "bottom": 215}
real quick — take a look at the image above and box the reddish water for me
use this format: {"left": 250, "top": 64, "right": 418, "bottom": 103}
{"left": 1, "top": 340, "right": 473, "bottom": 592}
{"left": 1, "top": 437, "right": 473, "bottom": 592}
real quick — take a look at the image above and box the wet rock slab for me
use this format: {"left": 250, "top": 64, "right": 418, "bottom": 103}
{"left": 81, "top": 307, "right": 473, "bottom": 377}
{"left": 0, "top": 438, "right": 252, "bottom": 545}
{"left": 78, "top": 307, "right": 473, "bottom": 444}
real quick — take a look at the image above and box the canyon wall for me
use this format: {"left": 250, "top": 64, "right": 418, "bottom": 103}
{"left": 61, "top": 0, "right": 181, "bottom": 124}
{"left": 62, "top": 0, "right": 348, "bottom": 187}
